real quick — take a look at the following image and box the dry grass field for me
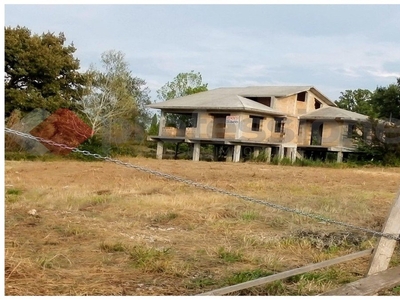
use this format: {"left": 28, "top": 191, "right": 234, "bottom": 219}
{"left": 5, "top": 157, "right": 400, "bottom": 295}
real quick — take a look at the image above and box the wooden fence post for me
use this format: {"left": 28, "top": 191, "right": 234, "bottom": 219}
{"left": 367, "top": 189, "right": 400, "bottom": 276}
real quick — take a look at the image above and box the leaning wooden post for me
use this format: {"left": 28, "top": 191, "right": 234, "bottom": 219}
{"left": 367, "top": 188, "right": 400, "bottom": 276}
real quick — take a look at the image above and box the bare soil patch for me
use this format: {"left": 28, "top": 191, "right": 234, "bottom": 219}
{"left": 5, "top": 157, "right": 400, "bottom": 295}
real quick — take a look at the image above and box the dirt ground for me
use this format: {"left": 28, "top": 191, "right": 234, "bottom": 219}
{"left": 5, "top": 157, "right": 400, "bottom": 295}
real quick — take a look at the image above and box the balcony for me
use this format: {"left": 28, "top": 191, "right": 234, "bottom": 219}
{"left": 161, "top": 127, "right": 197, "bottom": 138}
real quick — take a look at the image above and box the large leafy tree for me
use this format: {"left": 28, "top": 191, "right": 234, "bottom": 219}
{"left": 157, "top": 70, "right": 208, "bottom": 101}
{"left": 77, "top": 50, "right": 151, "bottom": 140}
{"left": 334, "top": 89, "right": 374, "bottom": 117}
{"left": 157, "top": 70, "right": 208, "bottom": 128}
{"left": 350, "top": 78, "right": 400, "bottom": 165}
{"left": 370, "top": 78, "right": 400, "bottom": 120}
{"left": 5, "top": 26, "right": 85, "bottom": 117}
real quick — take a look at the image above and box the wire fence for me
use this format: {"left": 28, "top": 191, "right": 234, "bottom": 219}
{"left": 5, "top": 127, "right": 400, "bottom": 241}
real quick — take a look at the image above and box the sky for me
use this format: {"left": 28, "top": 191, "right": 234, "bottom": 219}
{"left": 3, "top": 1, "right": 400, "bottom": 103}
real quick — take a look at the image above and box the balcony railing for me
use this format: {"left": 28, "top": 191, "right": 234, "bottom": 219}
{"left": 161, "top": 127, "right": 197, "bottom": 138}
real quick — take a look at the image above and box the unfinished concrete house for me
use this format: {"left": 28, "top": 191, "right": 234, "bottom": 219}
{"left": 147, "top": 86, "right": 369, "bottom": 162}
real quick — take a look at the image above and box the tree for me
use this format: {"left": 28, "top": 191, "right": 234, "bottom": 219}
{"left": 370, "top": 78, "right": 400, "bottom": 120}
{"left": 351, "top": 79, "right": 400, "bottom": 165}
{"left": 5, "top": 26, "right": 84, "bottom": 117}
{"left": 334, "top": 89, "right": 374, "bottom": 116}
{"left": 77, "top": 50, "right": 151, "bottom": 139}
{"left": 129, "top": 77, "right": 152, "bottom": 131}
{"left": 157, "top": 70, "right": 208, "bottom": 128}
{"left": 147, "top": 114, "right": 159, "bottom": 136}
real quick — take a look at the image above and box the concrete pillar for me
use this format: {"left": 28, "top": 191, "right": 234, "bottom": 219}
{"left": 285, "top": 147, "right": 292, "bottom": 159}
{"left": 253, "top": 147, "right": 260, "bottom": 158}
{"left": 337, "top": 151, "right": 343, "bottom": 163}
{"left": 195, "top": 112, "right": 201, "bottom": 138}
{"left": 278, "top": 145, "right": 284, "bottom": 160}
{"left": 156, "top": 141, "right": 164, "bottom": 160}
{"left": 291, "top": 147, "right": 297, "bottom": 162}
{"left": 226, "top": 146, "right": 233, "bottom": 162}
{"left": 193, "top": 143, "right": 200, "bottom": 161}
{"left": 297, "top": 149, "right": 304, "bottom": 160}
{"left": 158, "top": 111, "right": 166, "bottom": 136}
{"left": 264, "top": 147, "right": 272, "bottom": 163}
{"left": 213, "top": 145, "right": 218, "bottom": 161}
{"left": 233, "top": 145, "right": 241, "bottom": 162}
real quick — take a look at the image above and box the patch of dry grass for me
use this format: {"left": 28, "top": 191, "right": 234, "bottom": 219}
{"left": 5, "top": 158, "right": 400, "bottom": 295}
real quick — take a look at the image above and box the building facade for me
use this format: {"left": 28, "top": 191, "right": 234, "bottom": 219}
{"left": 147, "top": 86, "right": 369, "bottom": 162}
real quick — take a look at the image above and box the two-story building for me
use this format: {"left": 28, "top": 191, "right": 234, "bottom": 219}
{"left": 147, "top": 86, "right": 369, "bottom": 162}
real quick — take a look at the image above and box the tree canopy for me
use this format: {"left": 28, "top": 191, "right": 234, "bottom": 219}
{"left": 5, "top": 26, "right": 85, "bottom": 117}
{"left": 342, "top": 78, "right": 400, "bottom": 165}
{"left": 334, "top": 89, "right": 374, "bottom": 117}
{"left": 370, "top": 78, "right": 400, "bottom": 120}
{"left": 77, "top": 50, "right": 151, "bottom": 142}
{"left": 157, "top": 71, "right": 208, "bottom": 128}
{"left": 157, "top": 70, "right": 208, "bottom": 101}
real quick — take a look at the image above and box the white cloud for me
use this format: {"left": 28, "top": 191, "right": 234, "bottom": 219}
{"left": 368, "top": 70, "right": 400, "bottom": 78}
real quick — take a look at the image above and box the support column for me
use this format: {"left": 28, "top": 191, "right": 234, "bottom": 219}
{"left": 296, "top": 149, "right": 304, "bottom": 160}
{"left": 213, "top": 145, "right": 218, "bottom": 161}
{"left": 226, "top": 146, "right": 233, "bottom": 162}
{"left": 253, "top": 147, "right": 260, "bottom": 158}
{"left": 192, "top": 143, "right": 200, "bottom": 161}
{"left": 156, "top": 141, "right": 164, "bottom": 160}
{"left": 158, "top": 111, "right": 166, "bottom": 136}
{"left": 285, "top": 147, "right": 292, "bottom": 159}
{"left": 264, "top": 147, "right": 272, "bottom": 163}
{"left": 278, "top": 145, "right": 284, "bottom": 160}
{"left": 233, "top": 145, "right": 241, "bottom": 162}
{"left": 337, "top": 151, "right": 343, "bottom": 163}
{"left": 291, "top": 147, "right": 297, "bottom": 163}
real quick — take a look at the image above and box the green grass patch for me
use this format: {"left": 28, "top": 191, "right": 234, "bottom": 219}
{"left": 100, "top": 241, "right": 126, "bottom": 253}
{"left": 6, "top": 188, "right": 23, "bottom": 195}
{"left": 186, "top": 277, "right": 217, "bottom": 289}
{"left": 392, "top": 286, "right": 400, "bottom": 294}
{"left": 128, "top": 245, "right": 172, "bottom": 271}
{"left": 240, "top": 210, "right": 260, "bottom": 221}
{"left": 53, "top": 225, "right": 86, "bottom": 237}
{"left": 37, "top": 254, "right": 72, "bottom": 270}
{"left": 287, "top": 269, "right": 339, "bottom": 284}
{"left": 5, "top": 188, "right": 23, "bottom": 203}
{"left": 224, "top": 269, "right": 274, "bottom": 285}
{"left": 263, "top": 280, "right": 286, "bottom": 295}
{"left": 152, "top": 212, "right": 179, "bottom": 224}
{"left": 5, "top": 151, "right": 61, "bottom": 161}
{"left": 217, "top": 247, "right": 243, "bottom": 263}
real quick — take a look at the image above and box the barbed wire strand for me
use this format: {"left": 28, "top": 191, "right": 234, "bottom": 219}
{"left": 5, "top": 127, "right": 400, "bottom": 241}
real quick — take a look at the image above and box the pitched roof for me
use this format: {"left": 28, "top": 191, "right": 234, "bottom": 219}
{"left": 299, "top": 106, "right": 369, "bottom": 121}
{"left": 148, "top": 86, "right": 335, "bottom": 113}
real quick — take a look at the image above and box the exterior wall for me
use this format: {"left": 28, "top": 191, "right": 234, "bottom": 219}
{"left": 238, "top": 112, "right": 271, "bottom": 142}
{"left": 283, "top": 116, "right": 299, "bottom": 144}
{"left": 321, "top": 120, "right": 344, "bottom": 147}
{"left": 162, "top": 127, "right": 185, "bottom": 137}
{"left": 225, "top": 112, "right": 241, "bottom": 139}
{"left": 266, "top": 116, "right": 285, "bottom": 143}
{"left": 273, "top": 91, "right": 328, "bottom": 117}
{"left": 185, "top": 127, "right": 196, "bottom": 138}
{"left": 295, "top": 91, "right": 329, "bottom": 116}
{"left": 296, "top": 94, "right": 308, "bottom": 115}
{"left": 297, "top": 120, "right": 351, "bottom": 148}
{"left": 274, "top": 94, "right": 297, "bottom": 115}
{"left": 297, "top": 120, "right": 308, "bottom": 145}
{"left": 342, "top": 122, "right": 357, "bottom": 148}
{"left": 198, "top": 112, "right": 214, "bottom": 139}
{"left": 305, "top": 91, "right": 326, "bottom": 113}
